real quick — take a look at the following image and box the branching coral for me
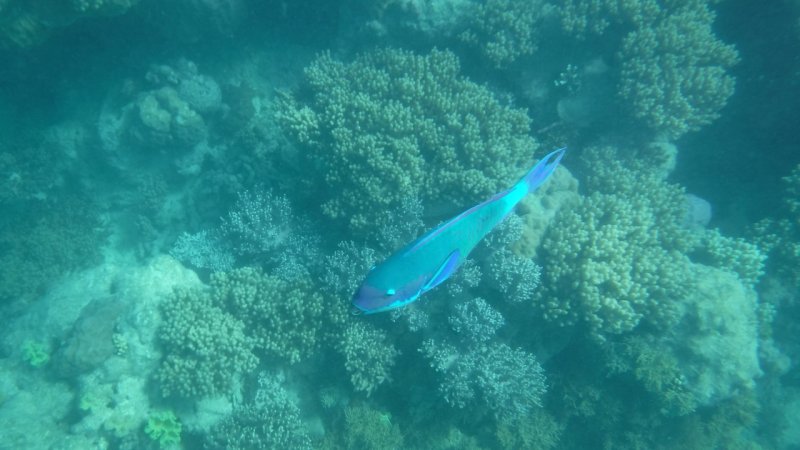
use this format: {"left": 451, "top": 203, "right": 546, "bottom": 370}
{"left": 751, "top": 164, "right": 800, "bottom": 289}
{"left": 279, "top": 48, "right": 537, "bottom": 236}
{"left": 338, "top": 322, "right": 400, "bottom": 395}
{"left": 694, "top": 229, "right": 765, "bottom": 288}
{"left": 0, "top": 198, "right": 106, "bottom": 307}
{"left": 204, "top": 372, "right": 312, "bottom": 450}
{"left": 457, "top": 0, "right": 549, "bottom": 68}
{"left": 538, "top": 147, "right": 696, "bottom": 339}
{"left": 421, "top": 298, "right": 547, "bottom": 421}
{"left": 156, "top": 287, "right": 258, "bottom": 398}
{"left": 539, "top": 190, "right": 692, "bottom": 338}
{"left": 342, "top": 404, "right": 404, "bottom": 450}
{"left": 420, "top": 339, "right": 547, "bottom": 421}
{"left": 210, "top": 267, "right": 325, "bottom": 365}
{"left": 557, "top": 1, "right": 738, "bottom": 138}
{"left": 617, "top": 2, "right": 739, "bottom": 139}
{"left": 0, "top": 0, "right": 139, "bottom": 49}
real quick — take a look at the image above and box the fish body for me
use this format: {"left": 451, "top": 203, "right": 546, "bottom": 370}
{"left": 352, "top": 147, "right": 566, "bottom": 314}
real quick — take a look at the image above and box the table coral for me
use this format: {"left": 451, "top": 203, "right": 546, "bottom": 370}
{"left": 279, "top": 48, "right": 537, "bottom": 237}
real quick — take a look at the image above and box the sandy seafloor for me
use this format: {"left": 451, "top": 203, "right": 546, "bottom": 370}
{"left": 1, "top": 1, "right": 799, "bottom": 449}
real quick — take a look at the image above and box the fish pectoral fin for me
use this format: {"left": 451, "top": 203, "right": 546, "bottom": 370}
{"left": 422, "top": 250, "right": 461, "bottom": 292}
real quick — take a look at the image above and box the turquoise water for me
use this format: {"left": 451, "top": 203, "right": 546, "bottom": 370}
{"left": 0, "top": 1, "right": 798, "bottom": 449}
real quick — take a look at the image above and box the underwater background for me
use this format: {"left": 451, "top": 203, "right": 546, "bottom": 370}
{"left": 0, "top": 0, "right": 798, "bottom": 449}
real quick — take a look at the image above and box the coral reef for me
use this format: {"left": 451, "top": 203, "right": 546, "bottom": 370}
{"left": 341, "top": 403, "right": 404, "bottom": 450}
{"left": 557, "top": 0, "right": 739, "bottom": 138}
{"left": 694, "top": 229, "right": 765, "bottom": 288}
{"left": 170, "top": 230, "right": 235, "bottom": 273}
{"left": 156, "top": 286, "right": 258, "bottom": 398}
{"left": 421, "top": 339, "right": 547, "bottom": 421}
{"left": 204, "top": 372, "right": 312, "bottom": 450}
{"left": 422, "top": 299, "right": 547, "bottom": 421}
{"left": 448, "top": 297, "right": 505, "bottom": 344}
{"left": 279, "top": 47, "right": 537, "bottom": 236}
{"left": 618, "top": 2, "right": 740, "bottom": 138}
{"left": 538, "top": 190, "right": 692, "bottom": 338}
{"left": 751, "top": 163, "right": 800, "bottom": 289}
{"left": 457, "top": 0, "right": 550, "bottom": 67}
{"left": 0, "top": 198, "right": 106, "bottom": 309}
{"left": 338, "top": 322, "right": 400, "bottom": 395}
{"left": 144, "top": 410, "right": 182, "bottom": 448}
{"left": 0, "top": 0, "right": 139, "bottom": 49}
{"left": 210, "top": 267, "right": 325, "bottom": 365}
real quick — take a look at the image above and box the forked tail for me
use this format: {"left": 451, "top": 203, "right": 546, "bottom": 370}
{"left": 522, "top": 147, "right": 566, "bottom": 192}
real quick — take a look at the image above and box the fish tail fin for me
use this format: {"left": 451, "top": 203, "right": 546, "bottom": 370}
{"left": 521, "top": 147, "right": 566, "bottom": 193}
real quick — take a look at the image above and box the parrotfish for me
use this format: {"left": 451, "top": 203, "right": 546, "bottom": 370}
{"left": 352, "top": 147, "right": 566, "bottom": 314}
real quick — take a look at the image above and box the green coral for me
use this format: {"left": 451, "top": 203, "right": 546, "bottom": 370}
{"left": 694, "top": 229, "right": 765, "bottom": 288}
{"left": 559, "top": 0, "right": 662, "bottom": 37}
{"left": 338, "top": 322, "right": 400, "bottom": 395}
{"left": 558, "top": 0, "right": 738, "bottom": 138}
{"left": 620, "top": 337, "right": 698, "bottom": 416}
{"left": 495, "top": 409, "right": 563, "bottom": 450}
{"left": 539, "top": 191, "right": 692, "bottom": 338}
{"left": 280, "top": 48, "right": 537, "bottom": 237}
{"left": 618, "top": 2, "right": 739, "bottom": 138}
{"left": 156, "top": 287, "right": 258, "bottom": 398}
{"left": 0, "top": 0, "right": 138, "bottom": 49}
{"left": 0, "top": 198, "right": 106, "bottom": 308}
{"left": 210, "top": 267, "right": 325, "bottom": 365}
{"left": 342, "top": 404, "right": 404, "bottom": 450}
{"left": 144, "top": 410, "right": 181, "bottom": 448}
{"left": 538, "top": 147, "right": 695, "bottom": 339}
{"left": 21, "top": 340, "right": 50, "bottom": 368}
{"left": 458, "top": 0, "right": 548, "bottom": 67}
{"left": 751, "top": 164, "right": 800, "bottom": 288}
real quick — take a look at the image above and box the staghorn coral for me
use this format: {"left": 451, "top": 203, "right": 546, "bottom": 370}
{"left": 421, "top": 299, "right": 547, "bottom": 420}
{"left": 279, "top": 48, "right": 537, "bottom": 236}
{"left": 219, "top": 189, "right": 295, "bottom": 258}
{"left": 155, "top": 287, "right": 257, "bottom": 398}
{"left": 484, "top": 247, "right": 541, "bottom": 304}
{"left": 210, "top": 267, "right": 325, "bottom": 365}
{"left": 420, "top": 339, "right": 547, "bottom": 421}
{"left": 170, "top": 230, "right": 234, "bottom": 273}
{"left": 448, "top": 297, "right": 505, "bottom": 344}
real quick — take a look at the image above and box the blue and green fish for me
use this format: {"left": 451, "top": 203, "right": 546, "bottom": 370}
{"left": 352, "top": 147, "right": 566, "bottom": 314}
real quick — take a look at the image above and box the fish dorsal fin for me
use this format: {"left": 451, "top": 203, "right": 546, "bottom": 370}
{"left": 422, "top": 250, "right": 461, "bottom": 292}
